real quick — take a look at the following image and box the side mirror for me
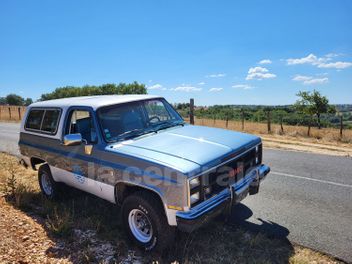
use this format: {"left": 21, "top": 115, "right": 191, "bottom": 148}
{"left": 63, "top": 133, "right": 82, "bottom": 146}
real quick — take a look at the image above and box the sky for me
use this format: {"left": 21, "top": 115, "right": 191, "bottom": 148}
{"left": 0, "top": 0, "right": 351, "bottom": 106}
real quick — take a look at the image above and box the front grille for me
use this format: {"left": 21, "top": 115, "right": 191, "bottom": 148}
{"left": 190, "top": 143, "right": 262, "bottom": 207}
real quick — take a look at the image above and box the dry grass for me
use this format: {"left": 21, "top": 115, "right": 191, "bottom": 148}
{"left": 187, "top": 118, "right": 352, "bottom": 156}
{"left": 0, "top": 153, "right": 344, "bottom": 263}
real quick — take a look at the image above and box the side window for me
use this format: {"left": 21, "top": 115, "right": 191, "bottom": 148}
{"left": 144, "top": 100, "right": 172, "bottom": 123}
{"left": 66, "top": 110, "right": 97, "bottom": 144}
{"left": 41, "top": 110, "right": 60, "bottom": 133}
{"left": 25, "top": 110, "right": 45, "bottom": 130}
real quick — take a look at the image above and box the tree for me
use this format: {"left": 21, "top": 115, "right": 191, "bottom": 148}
{"left": 295, "top": 90, "right": 335, "bottom": 129}
{"left": 0, "top": 97, "right": 6, "bottom": 105}
{"left": 6, "top": 94, "right": 24, "bottom": 106}
{"left": 40, "top": 82, "right": 147, "bottom": 101}
{"left": 24, "top": 98, "right": 33, "bottom": 106}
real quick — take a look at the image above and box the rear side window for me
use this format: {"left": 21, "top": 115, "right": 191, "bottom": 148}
{"left": 25, "top": 110, "right": 44, "bottom": 130}
{"left": 25, "top": 109, "right": 61, "bottom": 134}
{"left": 41, "top": 110, "right": 61, "bottom": 133}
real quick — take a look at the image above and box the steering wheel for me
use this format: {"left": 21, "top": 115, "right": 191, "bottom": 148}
{"left": 148, "top": 116, "right": 161, "bottom": 123}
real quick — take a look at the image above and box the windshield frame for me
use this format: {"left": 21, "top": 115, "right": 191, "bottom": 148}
{"left": 96, "top": 97, "right": 184, "bottom": 143}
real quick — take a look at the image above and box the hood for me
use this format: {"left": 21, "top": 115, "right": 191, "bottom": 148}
{"left": 107, "top": 125, "right": 260, "bottom": 173}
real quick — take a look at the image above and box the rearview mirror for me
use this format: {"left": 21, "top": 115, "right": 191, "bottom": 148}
{"left": 63, "top": 133, "right": 82, "bottom": 146}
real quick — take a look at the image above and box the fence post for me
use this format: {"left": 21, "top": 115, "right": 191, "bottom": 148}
{"left": 280, "top": 116, "right": 284, "bottom": 133}
{"left": 340, "top": 115, "right": 343, "bottom": 137}
{"left": 267, "top": 110, "right": 271, "bottom": 133}
{"left": 225, "top": 116, "right": 229, "bottom": 128}
{"left": 213, "top": 115, "right": 216, "bottom": 125}
{"left": 190, "top": 98, "right": 194, "bottom": 125}
{"left": 18, "top": 107, "right": 21, "bottom": 120}
{"left": 8, "top": 107, "right": 11, "bottom": 120}
{"left": 241, "top": 108, "right": 245, "bottom": 130}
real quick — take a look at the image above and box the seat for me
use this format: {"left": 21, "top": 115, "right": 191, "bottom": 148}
{"left": 76, "top": 117, "right": 92, "bottom": 143}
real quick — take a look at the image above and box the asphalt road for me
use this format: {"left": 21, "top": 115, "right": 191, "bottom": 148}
{"left": 1, "top": 122, "right": 351, "bottom": 262}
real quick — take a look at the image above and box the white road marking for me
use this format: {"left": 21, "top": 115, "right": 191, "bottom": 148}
{"left": 271, "top": 171, "right": 352, "bottom": 189}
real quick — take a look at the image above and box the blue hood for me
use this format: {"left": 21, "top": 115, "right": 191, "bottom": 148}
{"left": 108, "top": 125, "right": 261, "bottom": 173}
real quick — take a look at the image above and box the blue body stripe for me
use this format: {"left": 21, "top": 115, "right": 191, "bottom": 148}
{"left": 19, "top": 140, "right": 178, "bottom": 184}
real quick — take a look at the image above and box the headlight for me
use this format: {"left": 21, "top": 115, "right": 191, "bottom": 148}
{"left": 189, "top": 177, "right": 200, "bottom": 189}
{"left": 190, "top": 192, "right": 200, "bottom": 204}
{"left": 255, "top": 156, "right": 259, "bottom": 164}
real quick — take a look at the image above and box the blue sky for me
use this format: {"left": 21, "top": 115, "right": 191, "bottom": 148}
{"left": 0, "top": 0, "right": 351, "bottom": 105}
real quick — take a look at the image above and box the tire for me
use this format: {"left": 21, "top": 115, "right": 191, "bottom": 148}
{"left": 38, "top": 164, "right": 61, "bottom": 200}
{"left": 121, "top": 191, "right": 175, "bottom": 252}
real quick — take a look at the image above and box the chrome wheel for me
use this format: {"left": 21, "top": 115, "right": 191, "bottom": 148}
{"left": 41, "top": 172, "right": 53, "bottom": 196}
{"left": 128, "top": 209, "right": 153, "bottom": 243}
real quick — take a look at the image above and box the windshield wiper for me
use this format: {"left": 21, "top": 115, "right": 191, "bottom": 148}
{"left": 117, "top": 128, "right": 156, "bottom": 141}
{"left": 155, "top": 121, "right": 185, "bottom": 132}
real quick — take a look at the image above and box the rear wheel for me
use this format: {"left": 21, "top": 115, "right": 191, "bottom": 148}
{"left": 121, "top": 191, "right": 175, "bottom": 251}
{"left": 38, "top": 164, "right": 61, "bottom": 200}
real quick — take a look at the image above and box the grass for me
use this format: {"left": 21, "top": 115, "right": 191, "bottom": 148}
{"left": 190, "top": 117, "right": 352, "bottom": 143}
{"left": 185, "top": 117, "right": 352, "bottom": 156}
{"left": 0, "top": 152, "right": 344, "bottom": 263}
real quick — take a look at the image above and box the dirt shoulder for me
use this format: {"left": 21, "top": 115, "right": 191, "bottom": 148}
{"left": 260, "top": 134, "right": 352, "bottom": 157}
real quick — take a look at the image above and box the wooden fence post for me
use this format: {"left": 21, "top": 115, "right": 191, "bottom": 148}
{"left": 190, "top": 98, "right": 194, "bottom": 125}
{"left": 340, "top": 115, "right": 343, "bottom": 137}
{"left": 213, "top": 116, "right": 216, "bottom": 125}
{"left": 225, "top": 116, "right": 229, "bottom": 128}
{"left": 8, "top": 107, "right": 11, "bottom": 120}
{"left": 18, "top": 107, "right": 21, "bottom": 120}
{"left": 280, "top": 116, "right": 284, "bottom": 133}
{"left": 267, "top": 110, "right": 271, "bottom": 133}
{"left": 241, "top": 108, "right": 245, "bottom": 130}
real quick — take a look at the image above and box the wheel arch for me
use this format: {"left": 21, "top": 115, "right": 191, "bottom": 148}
{"left": 30, "top": 156, "right": 47, "bottom": 170}
{"left": 114, "top": 182, "right": 177, "bottom": 226}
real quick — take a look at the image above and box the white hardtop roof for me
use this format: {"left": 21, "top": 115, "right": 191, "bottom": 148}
{"left": 29, "top": 95, "right": 162, "bottom": 110}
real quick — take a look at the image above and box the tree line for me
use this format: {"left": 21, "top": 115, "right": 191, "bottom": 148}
{"left": 0, "top": 82, "right": 147, "bottom": 106}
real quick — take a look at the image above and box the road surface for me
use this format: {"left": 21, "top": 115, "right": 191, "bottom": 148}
{"left": 1, "top": 122, "right": 351, "bottom": 262}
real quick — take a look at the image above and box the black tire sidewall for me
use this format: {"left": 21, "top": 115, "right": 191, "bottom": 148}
{"left": 122, "top": 197, "right": 160, "bottom": 251}
{"left": 38, "top": 165, "right": 57, "bottom": 200}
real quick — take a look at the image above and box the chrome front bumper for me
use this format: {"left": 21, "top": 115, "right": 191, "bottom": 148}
{"left": 176, "top": 164, "right": 270, "bottom": 232}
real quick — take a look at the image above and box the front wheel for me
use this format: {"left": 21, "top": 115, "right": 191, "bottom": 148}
{"left": 121, "top": 191, "right": 175, "bottom": 251}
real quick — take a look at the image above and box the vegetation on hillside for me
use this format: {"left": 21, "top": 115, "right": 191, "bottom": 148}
{"left": 175, "top": 90, "right": 352, "bottom": 129}
{"left": 0, "top": 82, "right": 147, "bottom": 106}
{"left": 39, "top": 82, "right": 147, "bottom": 101}
{"left": 0, "top": 94, "right": 33, "bottom": 106}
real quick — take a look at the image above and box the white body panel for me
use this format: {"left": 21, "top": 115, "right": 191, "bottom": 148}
{"left": 50, "top": 166, "right": 116, "bottom": 204}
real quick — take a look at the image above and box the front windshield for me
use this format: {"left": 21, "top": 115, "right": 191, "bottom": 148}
{"left": 97, "top": 98, "right": 184, "bottom": 142}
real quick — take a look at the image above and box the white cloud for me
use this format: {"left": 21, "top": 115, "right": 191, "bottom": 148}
{"left": 317, "top": 61, "right": 352, "bottom": 69}
{"left": 147, "top": 84, "right": 165, "bottom": 90}
{"left": 246, "top": 66, "right": 276, "bottom": 80}
{"left": 232, "top": 84, "right": 254, "bottom": 90}
{"left": 172, "top": 86, "right": 202, "bottom": 92}
{"left": 259, "top": 59, "right": 272, "bottom": 64}
{"left": 286, "top": 54, "right": 324, "bottom": 65}
{"left": 325, "top": 53, "right": 341, "bottom": 58}
{"left": 286, "top": 53, "right": 352, "bottom": 69}
{"left": 209, "top": 88, "right": 223, "bottom": 92}
{"left": 206, "top": 73, "right": 226, "bottom": 78}
{"left": 292, "top": 75, "right": 328, "bottom": 85}
{"left": 198, "top": 82, "right": 206, "bottom": 85}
